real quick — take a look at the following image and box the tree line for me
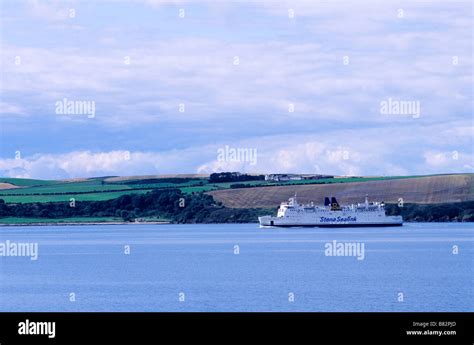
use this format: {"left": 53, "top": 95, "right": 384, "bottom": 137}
{"left": 0, "top": 189, "right": 271, "bottom": 223}
{"left": 209, "top": 172, "right": 265, "bottom": 183}
{"left": 384, "top": 201, "right": 474, "bottom": 222}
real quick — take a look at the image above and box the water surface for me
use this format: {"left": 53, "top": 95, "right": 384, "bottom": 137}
{"left": 0, "top": 223, "right": 472, "bottom": 311}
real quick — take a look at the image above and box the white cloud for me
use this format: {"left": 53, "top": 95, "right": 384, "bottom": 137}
{"left": 0, "top": 121, "right": 472, "bottom": 179}
{"left": 27, "top": 0, "right": 78, "bottom": 22}
{"left": 0, "top": 102, "right": 25, "bottom": 116}
{"left": 1, "top": 41, "right": 468, "bottom": 132}
{"left": 0, "top": 148, "right": 212, "bottom": 179}
{"left": 143, "top": 0, "right": 188, "bottom": 7}
{"left": 423, "top": 150, "right": 472, "bottom": 171}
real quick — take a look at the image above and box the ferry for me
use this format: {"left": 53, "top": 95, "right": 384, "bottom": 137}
{"left": 258, "top": 195, "right": 403, "bottom": 227}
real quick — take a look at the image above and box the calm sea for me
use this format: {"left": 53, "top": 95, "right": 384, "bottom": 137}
{"left": 0, "top": 223, "right": 472, "bottom": 312}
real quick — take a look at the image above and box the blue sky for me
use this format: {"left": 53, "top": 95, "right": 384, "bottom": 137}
{"left": 0, "top": 0, "right": 472, "bottom": 179}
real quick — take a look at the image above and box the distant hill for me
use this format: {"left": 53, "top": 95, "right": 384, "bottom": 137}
{"left": 1, "top": 173, "right": 473, "bottom": 208}
{"left": 1, "top": 173, "right": 473, "bottom": 224}
{"left": 208, "top": 174, "right": 474, "bottom": 208}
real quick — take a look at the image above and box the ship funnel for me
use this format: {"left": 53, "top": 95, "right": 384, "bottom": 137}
{"left": 331, "top": 197, "right": 339, "bottom": 206}
{"left": 324, "top": 197, "right": 331, "bottom": 206}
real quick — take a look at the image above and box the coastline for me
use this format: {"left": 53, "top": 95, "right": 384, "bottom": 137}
{"left": 0, "top": 221, "right": 171, "bottom": 227}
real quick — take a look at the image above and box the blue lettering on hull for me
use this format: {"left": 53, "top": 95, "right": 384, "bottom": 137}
{"left": 320, "top": 216, "right": 357, "bottom": 223}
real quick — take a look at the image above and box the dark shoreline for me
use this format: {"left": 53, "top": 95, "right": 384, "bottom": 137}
{"left": 0, "top": 221, "right": 171, "bottom": 227}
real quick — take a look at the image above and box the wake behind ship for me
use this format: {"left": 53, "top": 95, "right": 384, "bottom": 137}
{"left": 258, "top": 195, "right": 403, "bottom": 227}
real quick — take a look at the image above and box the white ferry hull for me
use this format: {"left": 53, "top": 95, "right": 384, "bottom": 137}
{"left": 258, "top": 195, "right": 403, "bottom": 228}
{"left": 258, "top": 215, "right": 403, "bottom": 228}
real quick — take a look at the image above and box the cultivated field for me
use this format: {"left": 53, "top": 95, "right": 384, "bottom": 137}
{"left": 208, "top": 174, "right": 474, "bottom": 208}
{"left": 1, "top": 174, "right": 472, "bottom": 206}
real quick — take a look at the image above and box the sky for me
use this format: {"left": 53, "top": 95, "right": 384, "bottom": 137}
{"left": 0, "top": 0, "right": 472, "bottom": 179}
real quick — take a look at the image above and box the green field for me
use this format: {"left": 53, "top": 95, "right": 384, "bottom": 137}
{"left": 0, "top": 180, "right": 134, "bottom": 194}
{"left": 0, "top": 177, "right": 58, "bottom": 186}
{"left": 0, "top": 174, "right": 443, "bottom": 204}
{"left": 0, "top": 189, "right": 154, "bottom": 203}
